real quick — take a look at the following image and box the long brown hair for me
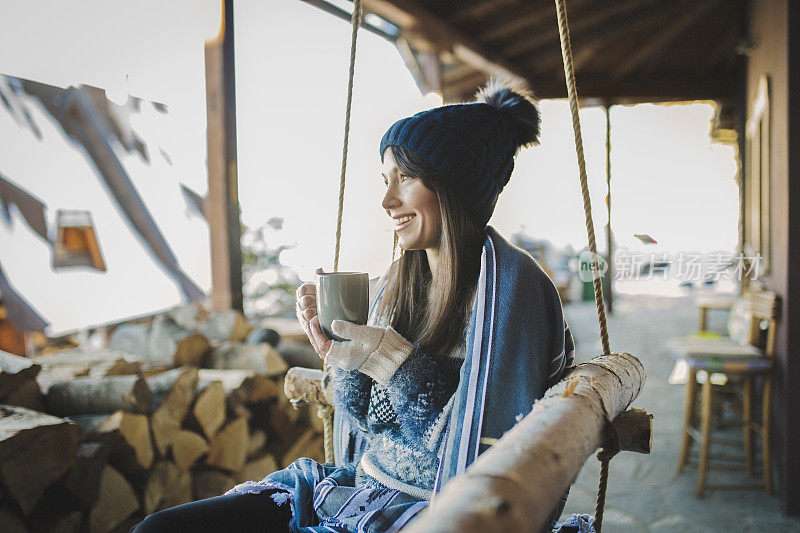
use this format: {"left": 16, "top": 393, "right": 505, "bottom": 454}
{"left": 378, "top": 146, "right": 486, "bottom": 358}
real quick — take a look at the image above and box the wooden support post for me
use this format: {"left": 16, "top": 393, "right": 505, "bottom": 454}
{"left": 205, "top": 0, "right": 243, "bottom": 312}
{"left": 403, "top": 352, "right": 646, "bottom": 533}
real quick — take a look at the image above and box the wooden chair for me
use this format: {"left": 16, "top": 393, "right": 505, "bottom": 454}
{"left": 668, "top": 290, "right": 780, "bottom": 497}
{"left": 693, "top": 293, "right": 736, "bottom": 333}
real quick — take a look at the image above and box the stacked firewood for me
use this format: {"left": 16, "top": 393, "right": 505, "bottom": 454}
{"left": 0, "top": 306, "right": 324, "bottom": 532}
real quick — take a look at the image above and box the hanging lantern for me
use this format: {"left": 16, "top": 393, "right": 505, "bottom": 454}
{"left": 52, "top": 209, "right": 106, "bottom": 271}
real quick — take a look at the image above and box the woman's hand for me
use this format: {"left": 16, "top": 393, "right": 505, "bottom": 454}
{"left": 295, "top": 282, "right": 331, "bottom": 359}
{"left": 326, "top": 320, "right": 414, "bottom": 384}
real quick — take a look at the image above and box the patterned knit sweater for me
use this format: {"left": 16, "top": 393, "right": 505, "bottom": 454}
{"left": 330, "top": 334, "right": 467, "bottom": 499}
{"left": 329, "top": 298, "right": 575, "bottom": 500}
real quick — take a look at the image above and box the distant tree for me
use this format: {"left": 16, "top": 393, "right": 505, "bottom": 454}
{"left": 241, "top": 217, "right": 302, "bottom": 319}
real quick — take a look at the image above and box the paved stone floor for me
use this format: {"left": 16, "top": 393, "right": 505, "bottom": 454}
{"left": 559, "top": 294, "right": 800, "bottom": 532}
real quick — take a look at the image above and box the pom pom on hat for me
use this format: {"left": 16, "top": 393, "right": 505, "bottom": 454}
{"left": 476, "top": 79, "right": 541, "bottom": 149}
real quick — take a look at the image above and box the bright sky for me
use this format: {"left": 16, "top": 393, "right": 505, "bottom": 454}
{"left": 0, "top": 0, "right": 739, "bottom": 332}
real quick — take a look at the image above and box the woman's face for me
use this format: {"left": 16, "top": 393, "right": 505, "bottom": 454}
{"left": 381, "top": 149, "right": 441, "bottom": 251}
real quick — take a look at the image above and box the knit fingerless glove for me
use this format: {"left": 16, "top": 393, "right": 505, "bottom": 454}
{"left": 326, "top": 320, "right": 415, "bottom": 385}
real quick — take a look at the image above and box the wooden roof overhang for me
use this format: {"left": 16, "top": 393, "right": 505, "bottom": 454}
{"left": 310, "top": 0, "right": 747, "bottom": 131}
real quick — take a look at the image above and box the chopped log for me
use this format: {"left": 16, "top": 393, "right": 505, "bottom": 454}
{"left": 247, "top": 429, "right": 267, "bottom": 458}
{"left": 275, "top": 339, "right": 322, "bottom": 370}
{"left": 281, "top": 428, "right": 324, "bottom": 468}
{"left": 171, "top": 304, "right": 252, "bottom": 343}
{"left": 0, "top": 350, "right": 40, "bottom": 398}
{"left": 160, "top": 469, "right": 192, "bottom": 510}
{"left": 90, "top": 466, "right": 139, "bottom": 533}
{"left": 45, "top": 511, "right": 82, "bottom": 533}
{"left": 197, "top": 368, "right": 254, "bottom": 393}
{"left": 283, "top": 367, "right": 333, "bottom": 406}
{"left": 26, "top": 483, "right": 84, "bottom": 533}
{"left": 145, "top": 367, "right": 187, "bottom": 407}
{"left": 143, "top": 461, "right": 180, "bottom": 515}
{"left": 172, "top": 430, "right": 208, "bottom": 471}
{"left": 206, "top": 342, "right": 287, "bottom": 377}
{"left": 247, "top": 375, "right": 279, "bottom": 403}
{"left": 190, "top": 381, "right": 225, "bottom": 440}
{"left": 266, "top": 402, "right": 295, "bottom": 444}
{"left": 107, "top": 323, "right": 151, "bottom": 358}
{"left": 35, "top": 365, "right": 92, "bottom": 395}
{"left": 237, "top": 453, "right": 278, "bottom": 484}
{"left": 193, "top": 469, "right": 236, "bottom": 501}
{"left": 230, "top": 402, "right": 252, "bottom": 422}
{"left": 3, "top": 379, "right": 46, "bottom": 411}
{"left": 172, "top": 333, "right": 212, "bottom": 368}
{"left": 69, "top": 414, "right": 109, "bottom": 435}
{"left": 259, "top": 317, "right": 309, "bottom": 345}
{"left": 25, "top": 482, "right": 83, "bottom": 533}
{"left": 34, "top": 349, "right": 137, "bottom": 368}
{"left": 33, "top": 349, "right": 146, "bottom": 393}
{"left": 402, "top": 353, "right": 646, "bottom": 533}
{"left": 169, "top": 303, "right": 206, "bottom": 331}
{"left": 148, "top": 316, "right": 210, "bottom": 367}
{"left": 64, "top": 442, "right": 109, "bottom": 509}
{"left": 46, "top": 374, "right": 151, "bottom": 415}
{"left": 104, "top": 359, "right": 143, "bottom": 376}
{"left": 0, "top": 405, "right": 80, "bottom": 514}
{"left": 90, "top": 411, "right": 153, "bottom": 472}
{"left": 0, "top": 508, "right": 26, "bottom": 533}
{"left": 207, "top": 417, "right": 249, "bottom": 472}
{"left": 149, "top": 368, "right": 199, "bottom": 455}
{"left": 205, "top": 309, "right": 252, "bottom": 343}
{"left": 197, "top": 369, "right": 278, "bottom": 410}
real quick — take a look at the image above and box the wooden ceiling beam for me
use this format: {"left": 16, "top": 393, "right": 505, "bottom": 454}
{"left": 613, "top": 0, "right": 723, "bottom": 77}
{"left": 363, "top": 0, "right": 522, "bottom": 80}
{"left": 442, "top": 62, "right": 478, "bottom": 84}
{"left": 444, "top": 71, "right": 490, "bottom": 101}
{"left": 527, "top": 0, "right": 683, "bottom": 75}
{"left": 522, "top": 75, "right": 737, "bottom": 101}
{"left": 478, "top": 1, "right": 568, "bottom": 44}
{"left": 299, "top": 0, "right": 396, "bottom": 40}
{"left": 502, "top": 0, "right": 659, "bottom": 60}
{"left": 453, "top": 0, "right": 524, "bottom": 24}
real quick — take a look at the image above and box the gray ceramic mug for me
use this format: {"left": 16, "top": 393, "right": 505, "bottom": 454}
{"left": 315, "top": 271, "right": 369, "bottom": 341}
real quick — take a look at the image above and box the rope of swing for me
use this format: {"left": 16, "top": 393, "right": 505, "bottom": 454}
{"left": 554, "top": 0, "right": 610, "bottom": 357}
{"left": 333, "top": 0, "right": 363, "bottom": 274}
{"left": 554, "top": 0, "right": 614, "bottom": 531}
{"left": 322, "top": 0, "right": 363, "bottom": 465}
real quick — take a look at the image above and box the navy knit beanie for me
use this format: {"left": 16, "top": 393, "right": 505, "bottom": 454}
{"left": 380, "top": 81, "right": 540, "bottom": 226}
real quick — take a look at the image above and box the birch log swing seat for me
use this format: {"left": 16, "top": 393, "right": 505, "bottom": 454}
{"left": 284, "top": 0, "right": 653, "bottom": 531}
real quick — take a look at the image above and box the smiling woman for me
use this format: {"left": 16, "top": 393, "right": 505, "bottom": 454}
{"left": 133, "top": 81, "right": 576, "bottom": 533}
